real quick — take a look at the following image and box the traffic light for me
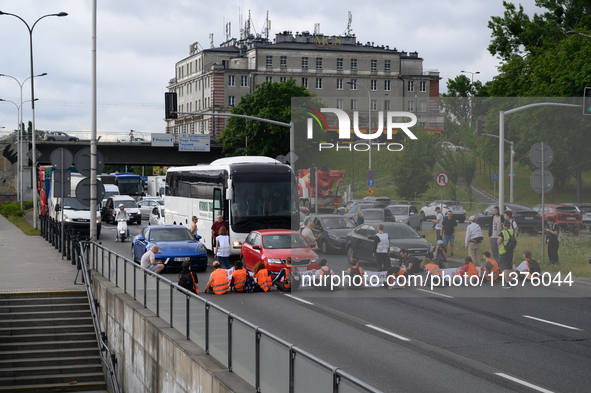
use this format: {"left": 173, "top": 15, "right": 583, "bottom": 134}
{"left": 310, "top": 168, "right": 316, "bottom": 186}
{"left": 475, "top": 118, "right": 485, "bottom": 136}
{"left": 584, "top": 87, "right": 591, "bottom": 116}
{"left": 165, "top": 92, "right": 178, "bottom": 119}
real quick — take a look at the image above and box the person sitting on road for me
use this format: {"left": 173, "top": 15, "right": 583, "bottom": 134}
{"left": 345, "top": 258, "right": 365, "bottom": 288}
{"left": 230, "top": 260, "right": 248, "bottom": 292}
{"left": 399, "top": 249, "right": 422, "bottom": 279}
{"left": 253, "top": 261, "right": 272, "bottom": 292}
{"left": 481, "top": 251, "right": 500, "bottom": 282}
{"left": 386, "top": 259, "right": 405, "bottom": 289}
{"left": 505, "top": 250, "right": 542, "bottom": 281}
{"left": 178, "top": 260, "right": 198, "bottom": 294}
{"left": 432, "top": 239, "right": 448, "bottom": 268}
{"left": 115, "top": 203, "right": 130, "bottom": 240}
{"left": 205, "top": 261, "right": 230, "bottom": 295}
{"left": 312, "top": 259, "right": 334, "bottom": 290}
{"left": 272, "top": 257, "right": 294, "bottom": 292}
{"left": 457, "top": 256, "right": 479, "bottom": 284}
{"left": 421, "top": 258, "right": 444, "bottom": 286}
{"left": 140, "top": 245, "right": 164, "bottom": 274}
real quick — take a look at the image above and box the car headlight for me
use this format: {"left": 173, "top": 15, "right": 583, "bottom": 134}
{"left": 267, "top": 258, "right": 284, "bottom": 264}
{"left": 232, "top": 241, "right": 242, "bottom": 247}
{"left": 197, "top": 244, "right": 206, "bottom": 253}
{"left": 328, "top": 233, "right": 339, "bottom": 240}
{"left": 63, "top": 214, "right": 71, "bottom": 223}
{"left": 96, "top": 218, "right": 100, "bottom": 223}
{"left": 390, "top": 246, "right": 401, "bottom": 253}
{"left": 397, "top": 219, "right": 405, "bottom": 223}
{"left": 310, "top": 257, "right": 319, "bottom": 263}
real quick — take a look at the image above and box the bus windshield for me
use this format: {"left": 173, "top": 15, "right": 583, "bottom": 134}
{"left": 117, "top": 178, "right": 143, "bottom": 196}
{"left": 231, "top": 172, "right": 297, "bottom": 227}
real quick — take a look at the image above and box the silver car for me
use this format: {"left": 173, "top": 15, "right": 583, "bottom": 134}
{"left": 386, "top": 204, "right": 422, "bottom": 231}
{"left": 149, "top": 205, "right": 166, "bottom": 226}
{"left": 44, "top": 131, "right": 79, "bottom": 142}
{"left": 137, "top": 198, "right": 164, "bottom": 220}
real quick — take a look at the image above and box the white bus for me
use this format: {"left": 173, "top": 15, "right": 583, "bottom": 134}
{"left": 164, "top": 156, "right": 299, "bottom": 256}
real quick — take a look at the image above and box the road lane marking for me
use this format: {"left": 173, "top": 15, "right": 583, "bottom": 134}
{"left": 366, "top": 324, "right": 410, "bottom": 341}
{"left": 523, "top": 315, "right": 582, "bottom": 331}
{"left": 415, "top": 288, "right": 453, "bottom": 298}
{"left": 284, "top": 294, "right": 313, "bottom": 305}
{"left": 495, "top": 373, "right": 555, "bottom": 393}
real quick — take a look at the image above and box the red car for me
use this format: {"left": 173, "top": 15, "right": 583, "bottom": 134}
{"left": 532, "top": 204, "right": 582, "bottom": 229}
{"left": 240, "top": 229, "right": 320, "bottom": 276}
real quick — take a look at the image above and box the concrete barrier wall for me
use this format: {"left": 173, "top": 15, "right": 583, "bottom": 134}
{"left": 91, "top": 273, "right": 253, "bottom": 393}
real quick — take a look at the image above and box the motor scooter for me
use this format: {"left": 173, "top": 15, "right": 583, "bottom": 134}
{"left": 116, "top": 218, "right": 128, "bottom": 242}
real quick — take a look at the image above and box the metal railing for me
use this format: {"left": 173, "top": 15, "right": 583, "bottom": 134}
{"left": 85, "top": 242, "right": 382, "bottom": 393}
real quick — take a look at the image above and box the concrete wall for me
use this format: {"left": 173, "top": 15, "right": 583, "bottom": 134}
{"left": 91, "top": 273, "right": 253, "bottom": 393}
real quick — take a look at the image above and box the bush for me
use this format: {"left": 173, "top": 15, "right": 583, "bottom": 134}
{"left": 0, "top": 202, "right": 24, "bottom": 218}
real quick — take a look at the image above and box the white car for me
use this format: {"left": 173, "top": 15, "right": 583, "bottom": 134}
{"left": 420, "top": 200, "right": 466, "bottom": 223}
{"left": 148, "top": 205, "right": 166, "bottom": 226}
{"left": 137, "top": 197, "right": 164, "bottom": 220}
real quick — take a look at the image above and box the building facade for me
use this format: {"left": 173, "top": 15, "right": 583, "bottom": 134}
{"left": 165, "top": 31, "right": 443, "bottom": 140}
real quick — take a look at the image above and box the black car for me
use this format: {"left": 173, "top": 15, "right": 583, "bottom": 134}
{"left": 346, "top": 222, "right": 434, "bottom": 268}
{"left": 474, "top": 203, "right": 542, "bottom": 234}
{"left": 301, "top": 214, "right": 357, "bottom": 253}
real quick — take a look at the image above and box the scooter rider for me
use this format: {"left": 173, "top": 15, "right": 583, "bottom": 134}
{"left": 115, "top": 204, "right": 130, "bottom": 241}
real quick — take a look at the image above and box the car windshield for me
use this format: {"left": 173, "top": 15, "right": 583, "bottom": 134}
{"left": 363, "top": 211, "right": 384, "bottom": 220}
{"left": 118, "top": 201, "right": 137, "bottom": 209}
{"left": 556, "top": 206, "right": 578, "bottom": 213}
{"left": 262, "top": 234, "right": 309, "bottom": 249}
{"left": 149, "top": 228, "right": 194, "bottom": 241}
{"left": 62, "top": 197, "right": 90, "bottom": 211}
{"left": 322, "top": 217, "right": 355, "bottom": 229}
{"left": 383, "top": 225, "right": 421, "bottom": 239}
{"left": 578, "top": 206, "right": 591, "bottom": 213}
{"left": 387, "top": 206, "right": 409, "bottom": 215}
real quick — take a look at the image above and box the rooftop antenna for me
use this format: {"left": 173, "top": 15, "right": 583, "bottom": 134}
{"left": 314, "top": 22, "right": 320, "bottom": 35}
{"left": 225, "top": 21, "right": 231, "bottom": 41}
{"left": 344, "top": 11, "right": 353, "bottom": 36}
{"left": 239, "top": 8, "right": 244, "bottom": 40}
{"left": 209, "top": 33, "right": 214, "bottom": 48}
{"left": 262, "top": 11, "right": 271, "bottom": 40}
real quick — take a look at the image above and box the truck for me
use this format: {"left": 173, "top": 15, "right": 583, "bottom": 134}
{"left": 49, "top": 170, "right": 102, "bottom": 239}
{"left": 146, "top": 175, "right": 165, "bottom": 197}
{"left": 296, "top": 168, "right": 345, "bottom": 213}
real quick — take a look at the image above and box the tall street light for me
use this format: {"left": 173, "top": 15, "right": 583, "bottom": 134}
{"left": 347, "top": 80, "right": 373, "bottom": 171}
{"left": 566, "top": 30, "right": 591, "bottom": 39}
{"left": 0, "top": 73, "right": 47, "bottom": 209}
{"left": 461, "top": 70, "right": 480, "bottom": 127}
{"left": 0, "top": 10, "right": 68, "bottom": 229}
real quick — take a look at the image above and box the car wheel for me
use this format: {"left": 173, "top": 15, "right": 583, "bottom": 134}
{"left": 320, "top": 239, "right": 329, "bottom": 254}
{"left": 420, "top": 211, "right": 426, "bottom": 221}
{"left": 418, "top": 220, "right": 422, "bottom": 231}
{"left": 347, "top": 247, "right": 356, "bottom": 263}
{"left": 68, "top": 138, "right": 77, "bottom": 141}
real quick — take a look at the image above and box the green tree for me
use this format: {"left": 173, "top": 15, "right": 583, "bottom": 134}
{"left": 456, "top": 151, "right": 477, "bottom": 200}
{"left": 218, "top": 79, "right": 313, "bottom": 158}
{"left": 393, "top": 130, "right": 438, "bottom": 200}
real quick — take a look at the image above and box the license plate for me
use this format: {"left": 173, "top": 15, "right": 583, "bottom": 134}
{"left": 453, "top": 207, "right": 461, "bottom": 211}
{"left": 566, "top": 217, "right": 576, "bottom": 220}
{"left": 174, "top": 257, "right": 190, "bottom": 262}
{"left": 525, "top": 217, "right": 534, "bottom": 220}
{"left": 297, "top": 267, "right": 308, "bottom": 272}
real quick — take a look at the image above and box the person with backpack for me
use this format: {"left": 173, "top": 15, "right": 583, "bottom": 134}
{"left": 273, "top": 257, "right": 295, "bottom": 292}
{"left": 514, "top": 250, "right": 541, "bottom": 279}
{"left": 253, "top": 262, "right": 272, "bottom": 292}
{"left": 345, "top": 258, "right": 365, "bottom": 288}
{"left": 545, "top": 217, "right": 560, "bottom": 266}
{"left": 498, "top": 220, "right": 517, "bottom": 288}
{"left": 312, "top": 259, "right": 334, "bottom": 290}
{"left": 178, "top": 261, "right": 198, "bottom": 294}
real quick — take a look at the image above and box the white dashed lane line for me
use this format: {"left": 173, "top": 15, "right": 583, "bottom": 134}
{"left": 495, "top": 373, "right": 555, "bottom": 393}
{"left": 523, "top": 315, "right": 583, "bottom": 331}
{"left": 283, "top": 294, "right": 314, "bottom": 305}
{"left": 415, "top": 288, "right": 454, "bottom": 298}
{"left": 365, "top": 324, "right": 411, "bottom": 341}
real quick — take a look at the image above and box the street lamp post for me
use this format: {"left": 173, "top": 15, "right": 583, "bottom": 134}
{"left": 461, "top": 70, "right": 480, "bottom": 127}
{"left": 0, "top": 10, "right": 68, "bottom": 229}
{"left": 0, "top": 73, "right": 46, "bottom": 210}
{"left": 347, "top": 80, "right": 372, "bottom": 171}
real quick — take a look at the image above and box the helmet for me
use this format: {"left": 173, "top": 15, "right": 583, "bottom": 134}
{"left": 119, "top": 204, "right": 124, "bottom": 208}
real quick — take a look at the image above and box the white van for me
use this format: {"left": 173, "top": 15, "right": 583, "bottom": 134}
{"left": 100, "top": 184, "right": 120, "bottom": 219}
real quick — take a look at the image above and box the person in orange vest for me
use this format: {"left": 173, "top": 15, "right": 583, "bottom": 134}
{"left": 457, "top": 256, "right": 479, "bottom": 284}
{"left": 345, "top": 258, "right": 365, "bottom": 288}
{"left": 272, "top": 258, "right": 293, "bottom": 292}
{"left": 481, "top": 251, "right": 500, "bottom": 282}
{"left": 205, "top": 261, "right": 229, "bottom": 295}
{"left": 420, "top": 258, "right": 444, "bottom": 286}
{"left": 253, "top": 261, "right": 272, "bottom": 292}
{"left": 509, "top": 250, "right": 541, "bottom": 280}
{"left": 230, "top": 260, "right": 248, "bottom": 292}
{"left": 386, "top": 259, "right": 405, "bottom": 289}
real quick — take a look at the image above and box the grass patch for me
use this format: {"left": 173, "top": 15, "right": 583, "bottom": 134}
{"left": 419, "top": 227, "right": 591, "bottom": 279}
{"left": 0, "top": 201, "right": 40, "bottom": 236}
{"left": 7, "top": 214, "right": 40, "bottom": 236}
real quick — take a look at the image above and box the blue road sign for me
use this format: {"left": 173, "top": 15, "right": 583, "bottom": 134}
{"left": 368, "top": 179, "right": 374, "bottom": 187}
{"left": 508, "top": 173, "right": 516, "bottom": 178}
{"left": 492, "top": 173, "right": 499, "bottom": 181}
{"left": 367, "top": 170, "right": 375, "bottom": 179}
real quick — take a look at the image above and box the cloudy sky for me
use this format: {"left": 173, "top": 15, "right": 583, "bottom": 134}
{"left": 0, "top": 0, "right": 541, "bottom": 138}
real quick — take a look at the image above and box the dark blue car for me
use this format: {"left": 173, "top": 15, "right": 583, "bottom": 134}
{"left": 131, "top": 225, "right": 207, "bottom": 271}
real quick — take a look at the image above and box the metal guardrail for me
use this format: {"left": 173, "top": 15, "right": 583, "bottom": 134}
{"left": 85, "top": 242, "right": 382, "bottom": 393}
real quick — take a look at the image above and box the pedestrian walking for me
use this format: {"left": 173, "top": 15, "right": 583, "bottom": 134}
{"left": 373, "top": 224, "right": 390, "bottom": 271}
{"left": 465, "top": 215, "right": 484, "bottom": 266}
{"left": 488, "top": 206, "right": 502, "bottom": 262}
{"left": 215, "top": 226, "right": 231, "bottom": 269}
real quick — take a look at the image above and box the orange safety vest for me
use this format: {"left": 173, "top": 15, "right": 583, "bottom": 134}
{"left": 424, "top": 263, "right": 442, "bottom": 276}
{"left": 483, "top": 258, "right": 500, "bottom": 281}
{"left": 281, "top": 267, "right": 292, "bottom": 289}
{"left": 348, "top": 266, "right": 365, "bottom": 286}
{"left": 462, "top": 262, "right": 479, "bottom": 277}
{"left": 256, "top": 269, "right": 272, "bottom": 292}
{"left": 387, "top": 266, "right": 405, "bottom": 288}
{"left": 232, "top": 268, "right": 247, "bottom": 292}
{"left": 211, "top": 269, "right": 229, "bottom": 295}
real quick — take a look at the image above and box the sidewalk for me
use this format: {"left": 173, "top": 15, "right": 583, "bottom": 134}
{"left": 0, "top": 213, "right": 82, "bottom": 294}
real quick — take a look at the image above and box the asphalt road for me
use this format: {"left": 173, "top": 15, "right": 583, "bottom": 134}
{"left": 100, "top": 220, "right": 591, "bottom": 393}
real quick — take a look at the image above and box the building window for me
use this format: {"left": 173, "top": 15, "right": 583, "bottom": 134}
{"left": 266, "top": 56, "right": 273, "bottom": 67}
{"left": 351, "top": 99, "right": 357, "bottom": 110}
{"left": 419, "top": 122, "right": 427, "bottom": 129}
{"left": 385, "top": 60, "right": 391, "bottom": 71}
{"left": 241, "top": 76, "right": 248, "bottom": 87}
{"left": 384, "top": 80, "right": 391, "bottom": 91}
{"left": 336, "top": 99, "right": 343, "bottom": 109}
{"left": 228, "top": 96, "right": 235, "bottom": 107}
{"left": 302, "top": 57, "right": 308, "bottom": 69}
{"left": 266, "top": 76, "right": 272, "bottom": 82}
{"left": 420, "top": 101, "right": 427, "bottom": 112}
{"left": 384, "top": 100, "right": 391, "bottom": 111}
{"left": 315, "top": 78, "right": 322, "bottom": 89}
{"left": 280, "top": 56, "right": 287, "bottom": 68}
{"left": 228, "top": 75, "right": 235, "bottom": 87}
{"left": 302, "top": 77, "right": 308, "bottom": 88}
{"left": 371, "top": 59, "right": 377, "bottom": 71}
{"left": 408, "top": 81, "right": 414, "bottom": 92}
{"left": 336, "top": 79, "right": 343, "bottom": 90}
{"left": 280, "top": 77, "right": 287, "bottom": 82}
{"left": 316, "top": 57, "right": 323, "bottom": 69}
{"left": 351, "top": 59, "right": 357, "bottom": 70}
{"left": 420, "top": 81, "right": 427, "bottom": 92}
{"left": 408, "top": 101, "right": 414, "bottom": 112}
{"left": 350, "top": 79, "right": 357, "bottom": 90}
{"left": 370, "top": 80, "right": 377, "bottom": 91}
{"left": 371, "top": 100, "right": 377, "bottom": 111}
{"left": 337, "top": 58, "right": 343, "bottom": 70}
